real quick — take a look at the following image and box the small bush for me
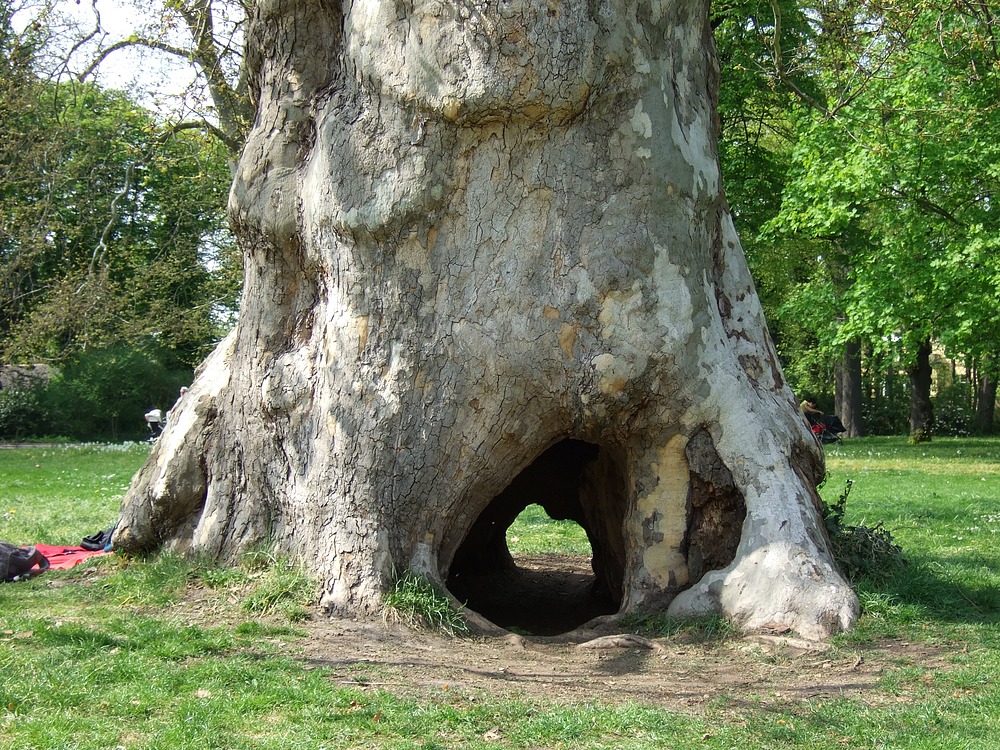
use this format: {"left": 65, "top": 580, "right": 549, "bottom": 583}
{"left": 41, "top": 344, "right": 192, "bottom": 441}
{"left": 383, "top": 569, "right": 468, "bottom": 635}
{"left": 0, "top": 386, "right": 52, "bottom": 439}
{"left": 822, "top": 478, "right": 906, "bottom": 584}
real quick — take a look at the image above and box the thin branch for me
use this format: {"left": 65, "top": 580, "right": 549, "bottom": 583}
{"left": 766, "top": 0, "right": 830, "bottom": 117}
{"left": 84, "top": 162, "right": 135, "bottom": 284}
{"left": 160, "top": 119, "right": 242, "bottom": 154}
{"left": 79, "top": 38, "right": 194, "bottom": 82}
{"left": 888, "top": 187, "right": 966, "bottom": 228}
{"left": 63, "top": 0, "right": 104, "bottom": 75}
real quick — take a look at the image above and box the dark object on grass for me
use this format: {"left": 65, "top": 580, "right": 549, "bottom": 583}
{"left": 80, "top": 527, "right": 116, "bottom": 552}
{"left": 809, "top": 413, "right": 847, "bottom": 444}
{"left": 0, "top": 541, "right": 50, "bottom": 581}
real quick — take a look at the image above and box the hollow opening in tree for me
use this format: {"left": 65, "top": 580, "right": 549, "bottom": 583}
{"left": 446, "top": 439, "right": 627, "bottom": 635}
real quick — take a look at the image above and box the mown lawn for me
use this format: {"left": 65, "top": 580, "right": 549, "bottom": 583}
{"left": 1, "top": 437, "right": 999, "bottom": 749}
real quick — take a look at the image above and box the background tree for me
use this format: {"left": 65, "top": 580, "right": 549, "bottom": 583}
{"left": 72, "top": 0, "right": 252, "bottom": 161}
{"left": 1, "top": 0, "right": 239, "bottom": 438}
{"left": 716, "top": 0, "right": 1000, "bottom": 438}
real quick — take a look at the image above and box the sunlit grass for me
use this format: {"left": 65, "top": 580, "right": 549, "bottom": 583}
{"left": 0, "top": 442, "right": 150, "bottom": 545}
{"left": 506, "top": 503, "right": 591, "bottom": 556}
{"left": 822, "top": 437, "right": 1000, "bottom": 645}
{"left": 1, "top": 438, "right": 1000, "bottom": 748}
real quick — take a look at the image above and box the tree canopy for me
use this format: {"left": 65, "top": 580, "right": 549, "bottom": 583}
{"left": 715, "top": 0, "right": 1000, "bottom": 437}
{"left": 1, "top": 0, "right": 997, "bottom": 439}
{"left": 1, "top": 0, "right": 238, "bottom": 370}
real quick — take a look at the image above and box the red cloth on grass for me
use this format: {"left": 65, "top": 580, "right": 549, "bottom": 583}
{"left": 32, "top": 544, "right": 109, "bottom": 570}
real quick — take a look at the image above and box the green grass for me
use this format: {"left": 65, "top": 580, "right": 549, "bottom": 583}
{"left": 506, "top": 503, "right": 591, "bottom": 556}
{"left": 383, "top": 569, "right": 470, "bottom": 635}
{"left": 820, "top": 437, "right": 1000, "bottom": 644}
{"left": 2, "top": 436, "right": 1000, "bottom": 748}
{"left": 0, "top": 442, "right": 149, "bottom": 545}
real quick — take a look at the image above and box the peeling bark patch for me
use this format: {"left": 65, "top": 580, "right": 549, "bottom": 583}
{"left": 558, "top": 322, "right": 578, "bottom": 359}
{"left": 642, "top": 512, "right": 665, "bottom": 544}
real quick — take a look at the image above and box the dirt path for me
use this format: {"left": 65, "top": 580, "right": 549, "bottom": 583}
{"left": 291, "top": 617, "right": 947, "bottom": 713}
{"left": 294, "top": 556, "right": 949, "bottom": 712}
{"left": 166, "top": 553, "right": 952, "bottom": 712}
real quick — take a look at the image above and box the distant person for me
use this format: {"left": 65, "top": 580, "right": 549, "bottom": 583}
{"left": 144, "top": 408, "right": 164, "bottom": 438}
{"left": 799, "top": 397, "right": 824, "bottom": 425}
{"left": 799, "top": 397, "right": 846, "bottom": 444}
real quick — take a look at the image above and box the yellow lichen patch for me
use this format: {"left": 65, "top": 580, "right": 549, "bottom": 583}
{"left": 636, "top": 435, "right": 690, "bottom": 588}
{"left": 558, "top": 322, "right": 578, "bottom": 359}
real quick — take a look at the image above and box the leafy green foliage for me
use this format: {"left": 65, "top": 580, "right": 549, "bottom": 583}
{"left": 935, "top": 381, "right": 975, "bottom": 437}
{"left": 0, "top": 7, "right": 240, "bottom": 371}
{"left": 717, "top": 1, "right": 1000, "bottom": 435}
{"left": 0, "top": 385, "right": 50, "bottom": 439}
{"left": 821, "top": 478, "right": 906, "bottom": 584}
{"left": 1, "top": 343, "right": 192, "bottom": 441}
{"left": 44, "top": 343, "right": 192, "bottom": 440}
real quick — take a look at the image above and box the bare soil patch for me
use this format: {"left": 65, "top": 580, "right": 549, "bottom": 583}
{"left": 285, "top": 554, "right": 952, "bottom": 713}
{"left": 294, "top": 616, "right": 947, "bottom": 714}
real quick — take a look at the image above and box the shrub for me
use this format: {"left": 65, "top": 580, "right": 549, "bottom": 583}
{"left": 862, "top": 386, "right": 909, "bottom": 436}
{"left": 934, "top": 381, "right": 974, "bottom": 437}
{"left": 821, "top": 478, "right": 906, "bottom": 584}
{"left": 41, "top": 344, "right": 192, "bottom": 441}
{"left": 0, "top": 385, "right": 52, "bottom": 439}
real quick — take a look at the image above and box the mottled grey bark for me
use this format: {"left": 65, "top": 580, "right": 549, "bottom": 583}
{"left": 114, "top": 0, "right": 858, "bottom": 640}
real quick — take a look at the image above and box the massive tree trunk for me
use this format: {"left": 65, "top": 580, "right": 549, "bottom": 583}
{"left": 836, "top": 338, "right": 863, "bottom": 438}
{"left": 113, "top": 0, "right": 858, "bottom": 640}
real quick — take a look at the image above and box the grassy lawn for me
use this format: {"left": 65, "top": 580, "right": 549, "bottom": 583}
{"left": 2, "top": 437, "right": 999, "bottom": 748}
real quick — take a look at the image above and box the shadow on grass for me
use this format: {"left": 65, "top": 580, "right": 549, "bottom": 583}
{"left": 851, "top": 554, "right": 1000, "bottom": 633}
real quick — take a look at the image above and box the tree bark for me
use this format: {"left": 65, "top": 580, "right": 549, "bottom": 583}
{"left": 114, "top": 0, "right": 857, "bottom": 640}
{"left": 908, "top": 338, "right": 934, "bottom": 442}
{"left": 836, "top": 338, "right": 863, "bottom": 437}
{"left": 975, "top": 356, "right": 998, "bottom": 434}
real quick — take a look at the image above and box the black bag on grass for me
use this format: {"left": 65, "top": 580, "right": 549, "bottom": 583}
{"left": 80, "top": 527, "right": 115, "bottom": 552}
{"left": 1, "top": 541, "right": 49, "bottom": 581}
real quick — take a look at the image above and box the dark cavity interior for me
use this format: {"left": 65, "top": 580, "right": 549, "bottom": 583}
{"left": 447, "top": 439, "right": 627, "bottom": 636}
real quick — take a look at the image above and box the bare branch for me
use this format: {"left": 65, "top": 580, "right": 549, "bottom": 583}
{"left": 84, "top": 161, "right": 135, "bottom": 284}
{"left": 79, "top": 37, "right": 193, "bottom": 82}
{"left": 159, "top": 119, "right": 243, "bottom": 153}
{"left": 766, "top": 0, "right": 830, "bottom": 117}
